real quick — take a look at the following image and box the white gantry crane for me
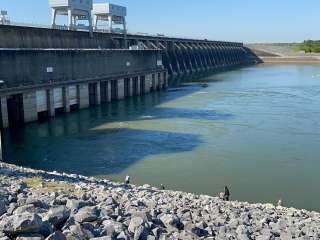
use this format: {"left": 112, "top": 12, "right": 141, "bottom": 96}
{"left": 0, "top": 10, "right": 10, "bottom": 25}
{"left": 49, "top": 0, "right": 93, "bottom": 33}
{"left": 92, "top": 2, "right": 127, "bottom": 34}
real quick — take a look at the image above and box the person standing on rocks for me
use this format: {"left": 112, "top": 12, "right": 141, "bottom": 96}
{"left": 224, "top": 186, "right": 230, "bottom": 201}
{"left": 125, "top": 175, "right": 130, "bottom": 184}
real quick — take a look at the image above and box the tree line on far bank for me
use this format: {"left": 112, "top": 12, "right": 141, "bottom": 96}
{"left": 299, "top": 40, "right": 320, "bottom": 53}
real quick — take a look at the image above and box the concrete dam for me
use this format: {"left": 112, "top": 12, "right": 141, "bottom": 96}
{"left": 0, "top": 25, "right": 260, "bottom": 75}
{"left": 0, "top": 25, "right": 260, "bottom": 129}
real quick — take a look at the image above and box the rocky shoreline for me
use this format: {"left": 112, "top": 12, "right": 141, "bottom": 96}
{"left": 0, "top": 162, "right": 320, "bottom": 240}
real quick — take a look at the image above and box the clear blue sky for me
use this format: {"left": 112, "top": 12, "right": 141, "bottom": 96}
{"left": 1, "top": 0, "right": 319, "bottom": 43}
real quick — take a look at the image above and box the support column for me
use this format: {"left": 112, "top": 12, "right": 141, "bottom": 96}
{"left": 78, "top": 84, "right": 89, "bottom": 109}
{"left": 1, "top": 96, "right": 8, "bottom": 128}
{"left": 68, "top": 9, "right": 73, "bottom": 30}
{"left": 145, "top": 74, "right": 152, "bottom": 93}
{"left": 128, "top": 78, "right": 133, "bottom": 97}
{"left": 23, "top": 92, "right": 38, "bottom": 123}
{"left": 107, "top": 81, "right": 112, "bottom": 102}
{"left": 96, "top": 82, "right": 101, "bottom": 105}
{"left": 87, "top": 11, "right": 93, "bottom": 36}
{"left": 47, "top": 89, "right": 55, "bottom": 117}
{"left": 160, "top": 73, "right": 164, "bottom": 89}
{"left": 123, "top": 19, "right": 127, "bottom": 34}
{"left": 163, "top": 72, "right": 168, "bottom": 88}
{"left": 51, "top": 9, "right": 57, "bottom": 27}
{"left": 94, "top": 15, "right": 98, "bottom": 30}
{"left": 63, "top": 87, "right": 70, "bottom": 113}
{"left": 151, "top": 74, "right": 156, "bottom": 91}
{"left": 117, "top": 79, "right": 125, "bottom": 100}
{"left": 108, "top": 15, "right": 112, "bottom": 32}
{"left": 155, "top": 74, "right": 160, "bottom": 90}
{"left": 137, "top": 78, "right": 141, "bottom": 95}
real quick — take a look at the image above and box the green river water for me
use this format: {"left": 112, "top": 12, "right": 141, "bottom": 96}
{"left": 3, "top": 64, "right": 320, "bottom": 211}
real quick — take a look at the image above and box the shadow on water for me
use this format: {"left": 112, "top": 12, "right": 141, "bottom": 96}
{"left": 3, "top": 127, "right": 202, "bottom": 176}
{"left": 2, "top": 84, "right": 234, "bottom": 176}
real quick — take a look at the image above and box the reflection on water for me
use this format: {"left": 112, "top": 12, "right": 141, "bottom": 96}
{"left": 3, "top": 64, "right": 320, "bottom": 211}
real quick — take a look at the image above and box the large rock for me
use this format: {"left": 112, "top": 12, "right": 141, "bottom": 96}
{"left": 133, "top": 225, "right": 148, "bottom": 240}
{"left": 74, "top": 207, "right": 99, "bottom": 223}
{"left": 102, "top": 220, "right": 124, "bottom": 235}
{"left": 128, "top": 217, "right": 145, "bottom": 234}
{"left": 65, "top": 200, "right": 87, "bottom": 213}
{"left": 13, "top": 205, "right": 37, "bottom": 215}
{"left": 184, "top": 222, "right": 208, "bottom": 237}
{"left": 0, "top": 213, "right": 44, "bottom": 236}
{"left": 63, "top": 224, "right": 94, "bottom": 239}
{"left": 159, "top": 214, "right": 183, "bottom": 231}
{"left": 43, "top": 206, "right": 70, "bottom": 227}
{"left": 25, "top": 199, "right": 47, "bottom": 209}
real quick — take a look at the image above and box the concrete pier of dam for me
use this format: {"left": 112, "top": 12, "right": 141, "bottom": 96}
{"left": 0, "top": 48, "right": 167, "bottom": 128}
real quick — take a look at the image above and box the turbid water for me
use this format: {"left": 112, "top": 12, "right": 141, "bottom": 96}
{"left": 3, "top": 64, "right": 320, "bottom": 211}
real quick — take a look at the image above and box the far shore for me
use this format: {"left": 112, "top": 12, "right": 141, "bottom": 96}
{"left": 260, "top": 56, "right": 320, "bottom": 64}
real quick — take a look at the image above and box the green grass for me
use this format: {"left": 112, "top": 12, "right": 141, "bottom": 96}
{"left": 23, "top": 177, "right": 82, "bottom": 196}
{"left": 24, "top": 177, "right": 43, "bottom": 187}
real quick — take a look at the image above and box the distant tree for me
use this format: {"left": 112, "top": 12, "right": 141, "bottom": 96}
{"left": 300, "top": 40, "right": 320, "bottom": 53}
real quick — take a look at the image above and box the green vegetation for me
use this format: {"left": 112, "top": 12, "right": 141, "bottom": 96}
{"left": 23, "top": 177, "right": 82, "bottom": 195}
{"left": 24, "top": 177, "right": 43, "bottom": 187}
{"left": 299, "top": 40, "right": 320, "bottom": 53}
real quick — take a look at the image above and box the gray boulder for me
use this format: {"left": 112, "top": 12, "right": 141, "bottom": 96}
{"left": 43, "top": 206, "right": 70, "bottom": 227}
{"left": 133, "top": 225, "right": 148, "bottom": 240}
{"left": 102, "top": 220, "right": 124, "bottom": 234}
{"left": 128, "top": 217, "right": 145, "bottom": 234}
{"left": 159, "top": 214, "right": 183, "bottom": 231}
{"left": 116, "top": 231, "right": 130, "bottom": 240}
{"left": 184, "top": 222, "right": 208, "bottom": 237}
{"left": 74, "top": 206, "right": 99, "bottom": 223}
{"left": 0, "top": 213, "right": 44, "bottom": 236}
{"left": 65, "top": 200, "right": 87, "bottom": 213}
{"left": 64, "top": 224, "right": 94, "bottom": 239}
{"left": 13, "top": 205, "right": 37, "bottom": 215}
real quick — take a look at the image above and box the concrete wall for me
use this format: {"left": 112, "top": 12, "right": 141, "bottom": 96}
{"left": 0, "top": 25, "right": 261, "bottom": 78}
{"left": 0, "top": 49, "right": 162, "bottom": 89}
{"left": 0, "top": 25, "right": 114, "bottom": 49}
{"left": 0, "top": 25, "right": 241, "bottom": 49}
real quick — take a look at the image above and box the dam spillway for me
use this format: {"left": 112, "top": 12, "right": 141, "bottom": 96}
{"left": 0, "top": 25, "right": 260, "bottom": 128}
